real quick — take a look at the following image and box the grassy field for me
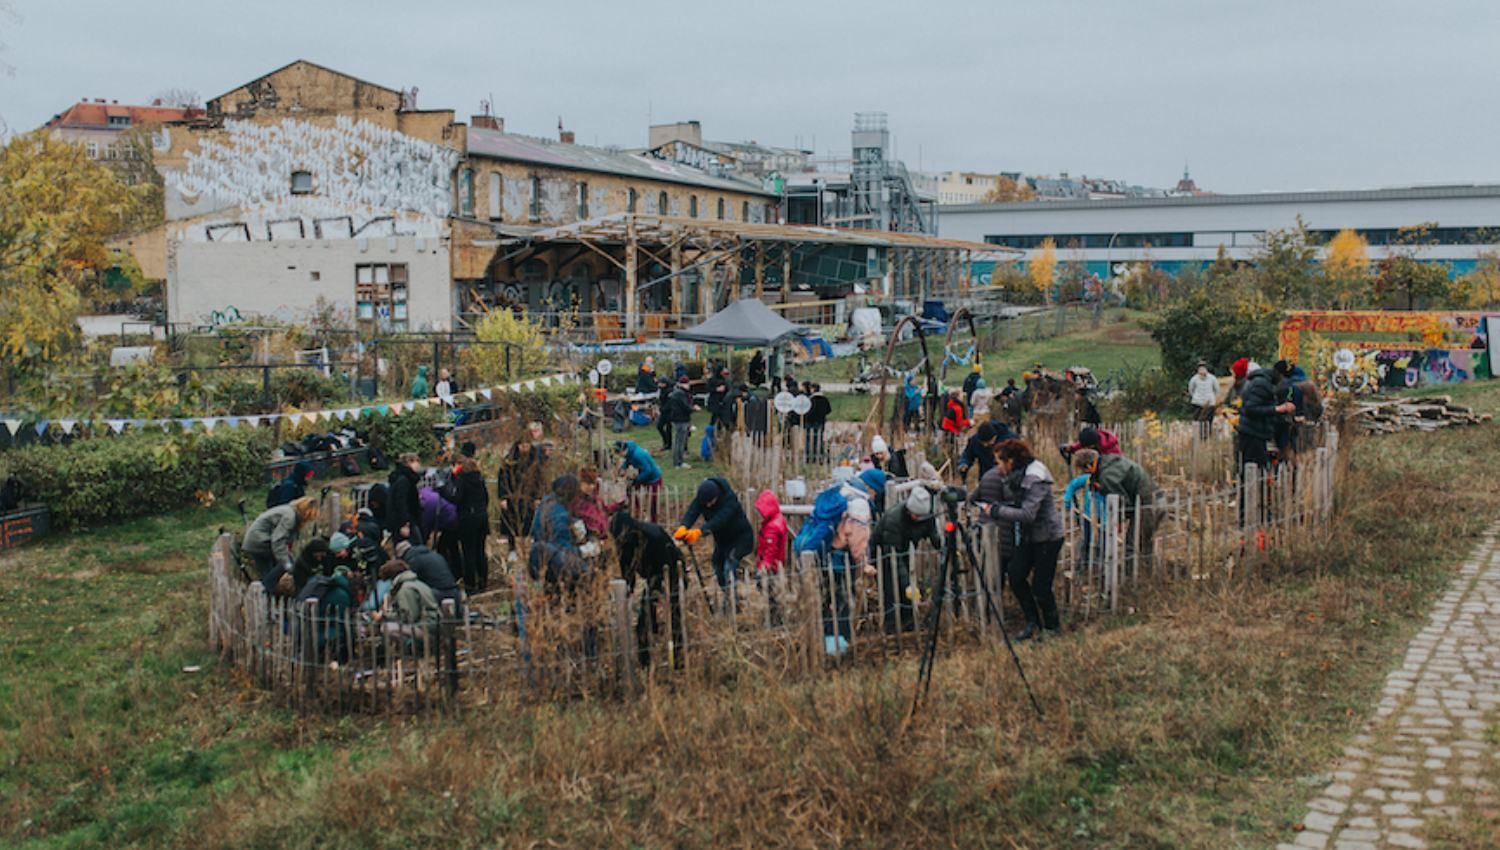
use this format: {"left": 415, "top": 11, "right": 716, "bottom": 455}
{"left": 4, "top": 376, "right": 1500, "bottom": 846}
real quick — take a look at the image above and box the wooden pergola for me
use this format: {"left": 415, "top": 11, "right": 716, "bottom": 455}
{"left": 489, "top": 213, "right": 1017, "bottom": 334}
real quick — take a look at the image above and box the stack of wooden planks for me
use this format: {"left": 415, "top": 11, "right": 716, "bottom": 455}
{"left": 1354, "top": 395, "right": 1492, "bottom": 434}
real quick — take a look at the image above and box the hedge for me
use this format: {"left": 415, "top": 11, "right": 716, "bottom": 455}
{"left": 0, "top": 428, "right": 273, "bottom": 530}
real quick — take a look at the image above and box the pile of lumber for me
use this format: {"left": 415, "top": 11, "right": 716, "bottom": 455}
{"left": 1354, "top": 395, "right": 1492, "bottom": 434}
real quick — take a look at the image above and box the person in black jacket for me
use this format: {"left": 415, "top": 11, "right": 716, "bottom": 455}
{"left": 666, "top": 377, "right": 694, "bottom": 469}
{"left": 804, "top": 382, "right": 833, "bottom": 462}
{"left": 386, "top": 453, "right": 423, "bottom": 542}
{"left": 957, "top": 421, "right": 1004, "bottom": 484}
{"left": 451, "top": 442, "right": 491, "bottom": 593}
{"left": 266, "top": 460, "right": 316, "bottom": 509}
{"left": 611, "top": 511, "right": 685, "bottom": 667}
{"left": 674, "top": 477, "right": 756, "bottom": 597}
{"left": 655, "top": 377, "right": 673, "bottom": 452}
{"left": 1234, "top": 360, "right": 1294, "bottom": 524}
{"left": 748, "top": 350, "right": 767, "bottom": 387}
{"left": 635, "top": 356, "right": 659, "bottom": 395}
{"left": 394, "top": 539, "right": 462, "bottom": 610}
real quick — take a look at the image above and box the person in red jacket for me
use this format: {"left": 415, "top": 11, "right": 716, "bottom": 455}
{"left": 1059, "top": 426, "right": 1120, "bottom": 465}
{"left": 940, "top": 387, "right": 971, "bottom": 435}
{"left": 754, "top": 489, "right": 788, "bottom": 624}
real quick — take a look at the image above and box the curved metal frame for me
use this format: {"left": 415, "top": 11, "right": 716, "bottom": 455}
{"left": 874, "top": 315, "right": 940, "bottom": 438}
{"left": 939, "top": 307, "right": 980, "bottom": 385}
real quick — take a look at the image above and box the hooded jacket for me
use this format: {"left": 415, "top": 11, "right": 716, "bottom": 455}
{"left": 1236, "top": 368, "right": 1281, "bottom": 441}
{"left": 1064, "top": 429, "right": 1122, "bottom": 457}
{"left": 665, "top": 384, "right": 693, "bottom": 424}
{"left": 453, "top": 463, "right": 490, "bottom": 523}
{"left": 872, "top": 500, "right": 942, "bottom": 552}
{"left": 387, "top": 570, "right": 440, "bottom": 627}
{"left": 991, "top": 459, "right": 1063, "bottom": 544}
{"left": 681, "top": 478, "right": 755, "bottom": 558}
{"left": 635, "top": 365, "right": 658, "bottom": 395}
{"left": 1094, "top": 453, "right": 1157, "bottom": 511}
{"left": 386, "top": 464, "right": 422, "bottom": 537}
{"left": 755, "top": 489, "right": 789, "bottom": 572}
{"left": 267, "top": 460, "right": 315, "bottom": 509}
{"left": 618, "top": 441, "right": 661, "bottom": 486}
{"left": 401, "top": 543, "right": 460, "bottom": 598}
{"left": 610, "top": 511, "right": 683, "bottom": 591}
{"left": 418, "top": 486, "right": 458, "bottom": 537}
{"left": 940, "top": 397, "right": 971, "bottom": 434}
{"left": 244, "top": 504, "right": 300, "bottom": 564}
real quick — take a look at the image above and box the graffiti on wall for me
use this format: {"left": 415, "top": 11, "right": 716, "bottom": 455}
{"left": 1281, "top": 311, "right": 1494, "bottom": 392}
{"left": 165, "top": 117, "right": 460, "bottom": 242}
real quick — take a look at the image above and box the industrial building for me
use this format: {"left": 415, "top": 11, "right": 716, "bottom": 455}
{"left": 936, "top": 184, "right": 1500, "bottom": 282}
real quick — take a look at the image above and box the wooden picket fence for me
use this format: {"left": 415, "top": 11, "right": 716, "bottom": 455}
{"left": 207, "top": 424, "right": 1342, "bottom": 713}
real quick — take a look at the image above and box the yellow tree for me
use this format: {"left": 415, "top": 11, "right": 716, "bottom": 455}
{"left": 983, "top": 175, "right": 1036, "bottom": 203}
{"left": 1028, "top": 238, "right": 1058, "bottom": 303}
{"left": 1321, "top": 228, "right": 1370, "bottom": 309}
{"left": 0, "top": 131, "right": 144, "bottom": 366}
{"left": 1455, "top": 249, "right": 1500, "bottom": 309}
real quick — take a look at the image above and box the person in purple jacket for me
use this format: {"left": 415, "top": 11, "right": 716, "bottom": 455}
{"left": 419, "top": 476, "right": 461, "bottom": 574}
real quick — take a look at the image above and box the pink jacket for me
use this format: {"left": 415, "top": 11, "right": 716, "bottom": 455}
{"left": 572, "top": 494, "right": 609, "bottom": 539}
{"left": 832, "top": 512, "right": 871, "bottom": 569}
{"left": 755, "top": 489, "right": 789, "bottom": 573}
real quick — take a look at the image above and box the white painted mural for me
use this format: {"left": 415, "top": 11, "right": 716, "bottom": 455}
{"left": 164, "top": 116, "right": 460, "bottom": 241}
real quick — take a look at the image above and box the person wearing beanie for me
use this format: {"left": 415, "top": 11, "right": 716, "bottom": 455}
{"left": 825, "top": 492, "right": 874, "bottom": 652}
{"left": 958, "top": 421, "right": 1002, "bottom": 483}
{"left": 528, "top": 474, "right": 585, "bottom": 587}
{"left": 674, "top": 477, "right": 755, "bottom": 599}
{"left": 328, "top": 532, "right": 353, "bottom": 567}
{"left": 873, "top": 485, "right": 943, "bottom": 633}
{"left": 869, "top": 435, "right": 890, "bottom": 470}
{"left": 962, "top": 362, "right": 984, "bottom": 407}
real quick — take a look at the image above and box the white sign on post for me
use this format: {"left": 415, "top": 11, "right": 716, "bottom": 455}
{"left": 773, "top": 391, "right": 796, "bottom": 414}
{"left": 791, "top": 395, "right": 812, "bottom": 416}
{"left": 596, "top": 358, "right": 614, "bottom": 376}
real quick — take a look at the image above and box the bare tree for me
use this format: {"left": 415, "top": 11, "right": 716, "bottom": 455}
{"left": 150, "top": 87, "right": 202, "bottom": 108}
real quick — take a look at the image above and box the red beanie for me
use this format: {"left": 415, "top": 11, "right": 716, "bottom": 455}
{"left": 1230, "top": 358, "right": 1250, "bottom": 380}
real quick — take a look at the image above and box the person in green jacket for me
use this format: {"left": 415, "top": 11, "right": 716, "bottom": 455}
{"left": 377, "top": 559, "right": 441, "bottom": 645}
{"left": 1090, "top": 451, "right": 1160, "bottom": 566}
{"left": 410, "top": 364, "right": 431, "bottom": 399}
{"left": 244, "top": 496, "right": 320, "bottom": 592}
{"left": 871, "top": 487, "right": 943, "bottom": 633}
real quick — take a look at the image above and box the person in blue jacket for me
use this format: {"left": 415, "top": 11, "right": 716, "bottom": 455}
{"left": 615, "top": 440, "right": 662, "bottom": 522}
{"left": 1063, "top": 448, "right": 1108, "bottom": 570}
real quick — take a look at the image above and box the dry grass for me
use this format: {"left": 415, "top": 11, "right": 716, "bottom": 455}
{"left": 5, "top": 407, "right": 1500, "bottom": 849}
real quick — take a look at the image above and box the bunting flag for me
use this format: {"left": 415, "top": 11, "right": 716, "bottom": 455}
{"left": 177, "top": 418, "right": 196, "bottom": 431}
{"left": 288, "top": 413, "right": 304, "bottom": 426}
{"left": 2, "top": 419, "right": 19, "bottom": 437}
{"left": 57, "top": 419, "right": 77, "bottom": 435}
{"left": 107, "top": 420, "right": 127, "bottom": 434}
{"left": 34, "top": 421, "right": 50, "bottom": 436}
{"left": 202, "top": 417, "right": 218, "bottom": 432}
{"left": 390, "top": 402, "right": 403, "bottom": 415}
{"left": 226, "top": 417, "right": 240, "bottom": 429}
{"left": 480, "top": 388, "right": 493, "bottom": 400}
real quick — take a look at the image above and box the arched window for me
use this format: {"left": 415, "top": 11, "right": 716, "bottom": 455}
{"left": 689, "top": 195, "right": 698, "bottom": 218}
{"left": 657, "top": 191, "right": 668, "bottom": 215}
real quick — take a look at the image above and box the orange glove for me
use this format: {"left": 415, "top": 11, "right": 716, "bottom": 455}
{"left": 684, "top": 528, "right": 703, "bottom": 544}
{"left": 673, "top": 526, "right": 690, "bottom": 541}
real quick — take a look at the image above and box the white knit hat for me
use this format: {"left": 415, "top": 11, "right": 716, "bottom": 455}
{"left": 871, "top": 435, "right": 889, "bottom": 455}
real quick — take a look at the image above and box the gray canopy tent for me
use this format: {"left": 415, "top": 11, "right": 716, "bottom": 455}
{"left": 674, "top": 298, "right": 807, "bottom": 347}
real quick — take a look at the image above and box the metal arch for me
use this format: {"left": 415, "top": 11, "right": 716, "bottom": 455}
{"left": 939, "top": 307, "right": 980, "bottom": 384}
{"left": 874, "top": 315, "right": 940, "bottom": 438}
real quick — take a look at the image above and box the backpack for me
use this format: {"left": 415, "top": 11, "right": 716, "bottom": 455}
{"left": 794, "top": 487, "right": 848, "bottom": 556}
{"left": 340, "top": 454, "right": 362, "bottom": 477}
{"left": 367, "top": 446, "right": 389, "bottom": 470}
{"left": 295, "top": 574, "right": 336, "bottom": 605}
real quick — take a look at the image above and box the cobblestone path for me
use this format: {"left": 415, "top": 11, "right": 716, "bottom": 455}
{"left": 1280, "top": 528, "right": 1500, "bottom": 850}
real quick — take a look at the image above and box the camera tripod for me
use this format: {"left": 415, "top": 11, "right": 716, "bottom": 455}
{"left": 912, "top": 492, "right": 1043, "bottom": 719}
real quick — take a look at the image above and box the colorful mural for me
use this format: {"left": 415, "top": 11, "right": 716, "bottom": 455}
{"left": 1279, "top": 311, "right": 1495, "bottom": 392}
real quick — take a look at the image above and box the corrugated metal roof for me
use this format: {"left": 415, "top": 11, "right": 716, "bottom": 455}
{"left": 467, "top": 128, "right": 776, "bottom": 197}
{"left": 943, "top": 184, "right": 1500, "bottom": 214}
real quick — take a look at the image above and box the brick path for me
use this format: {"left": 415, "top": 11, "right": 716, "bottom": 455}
{"left": 1280, "top": 528, "right": 1500, "bottom": 850}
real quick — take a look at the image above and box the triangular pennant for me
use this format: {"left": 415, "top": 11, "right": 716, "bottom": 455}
{"left": 128, "top": 419, "right": 146, "bottom": 431}
{"left": 374, "top": 404, "right": 389, "bottom": 417}
{"left": 288, "top": 413, "right": 304, "bottom": 426}
{"left": 526, "top": 380, "right": 537, "bottom": 391}
{"left": 317, "top": 411, "right": 332, "bottom": 423}
{"left": 2, "top": 419, "right": 20, "bottom": 437}
{"left": 480, "top": 388, "right": 493, "bottom": 400}
{"left": 177, "top": 418, "right": 196, "bottom": 431}
{"left": 244, "top": 416, "right": 260, "bottom": 428}
{"left": 57, "top": 419, "right": 77, "bottom": 435}
{"left": 202, "top": 417, "right": 218, "bottom": 432}
{"left": 415, "top": 399, "right": 430, "bottom": 409}
{"left": 107, "top": 419, "right": 126, "bottom": 434}
{"left": 389, "top": 402, "right": 403, "bottom": 415}
{"left": 34, "top": 420, "right": 50, "bottom": 436}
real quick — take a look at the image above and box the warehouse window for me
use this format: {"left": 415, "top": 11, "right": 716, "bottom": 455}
{"left": 488, "top": 172, "right": 502, "bottom": 221}
{"left": 717, "top": 198, "right": 725, "bottom": 220}
{"left": 355, "top": 263, "right": 409, "bottom": 332}
{"left": 529, "top": 175, "right": 542, "bottom": 222}
{"left": 459, "top": 168, "right": 475, "bottom": 217}
{"left": 577, "top": 181, "right": 589, "bottom": 219}
{"left": 627, "top": 188, "right": 638, "bottom": 213}
{"left": 290, "top": 170, "right": 314, "bottom": 195}
{"left": 689, "top": 195, "right": 698, "bottom": 218}
{"left": 657, "top": 191, "right": 668, "bottom": 214}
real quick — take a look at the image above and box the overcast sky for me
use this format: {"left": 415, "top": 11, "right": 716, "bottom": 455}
{"left": 3, "top": 0, "right": 1497, "bottom": 194}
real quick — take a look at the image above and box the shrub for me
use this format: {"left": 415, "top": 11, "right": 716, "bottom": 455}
{"left": 0, "top": 428, "right": 272, "bottom": 529}
{"left": 360, "top": 404, "right": 445, "bottom": 459}
{"left": 464, "top": 308, "right": 549, "bottom": 381}
{"left": 1100, "top": 367, "right": 1192, "bottom": 419}
{"left": 1144, "top": 282, "right": 1280, "bottom": 378}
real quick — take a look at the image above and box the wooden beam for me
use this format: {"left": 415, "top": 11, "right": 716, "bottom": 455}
{"left": 624, "top": 216, "right": 639, "bottom": 335}
{"left": 574, "top": 235, "right": 627, "bottom": 272}
{"left": 754, "top": 242, "right": 765, "bottom": 299}
{"left": 670, "top": 240, "right": 683, "bottom": 320}
{"left": 781, "top": 242, "right": 793, "bottom": 305}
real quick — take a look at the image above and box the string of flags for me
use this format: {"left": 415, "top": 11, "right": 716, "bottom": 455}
{"left": 1, "top": 372, "right": 579, "bottom": 439}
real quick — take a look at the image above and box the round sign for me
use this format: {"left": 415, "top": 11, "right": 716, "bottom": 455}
{"left": 773, "top": 391, "right": 796, "bottom": 414}
{"left": 1333, "top": 348, "right": 1356, "bottom": 370}
{"left": 792, "top": 395, "right": 812, "bottom": 415}
{"left": 596, "top": 358, "right": 614, "bottom": 376}
{"left": 588, "top": 369, "right": 600, "bottom": 385}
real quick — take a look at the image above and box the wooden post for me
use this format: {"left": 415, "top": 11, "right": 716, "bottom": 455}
{"left": 441, "top": 599, "right": 459, "bottom": 701}
{"left": 301, "top": 598, "right": 319, "bottom": 712}
{"left": 670, "top": 240, "right": 684, "bottom": 323}
{"left": 754, "top": 243, "right": 766, "bottom": 299}
{"left": 1105, "top": 494, "right": 1122, "bottom": 613}
{"left": 781, "top": 244, "right": 793, "bottom": 306}
{"left": 624, "top": 215, "right": 639, "bottom": 336}
{"left": 610, "top": 579, "right": 637, "bottom": 696}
